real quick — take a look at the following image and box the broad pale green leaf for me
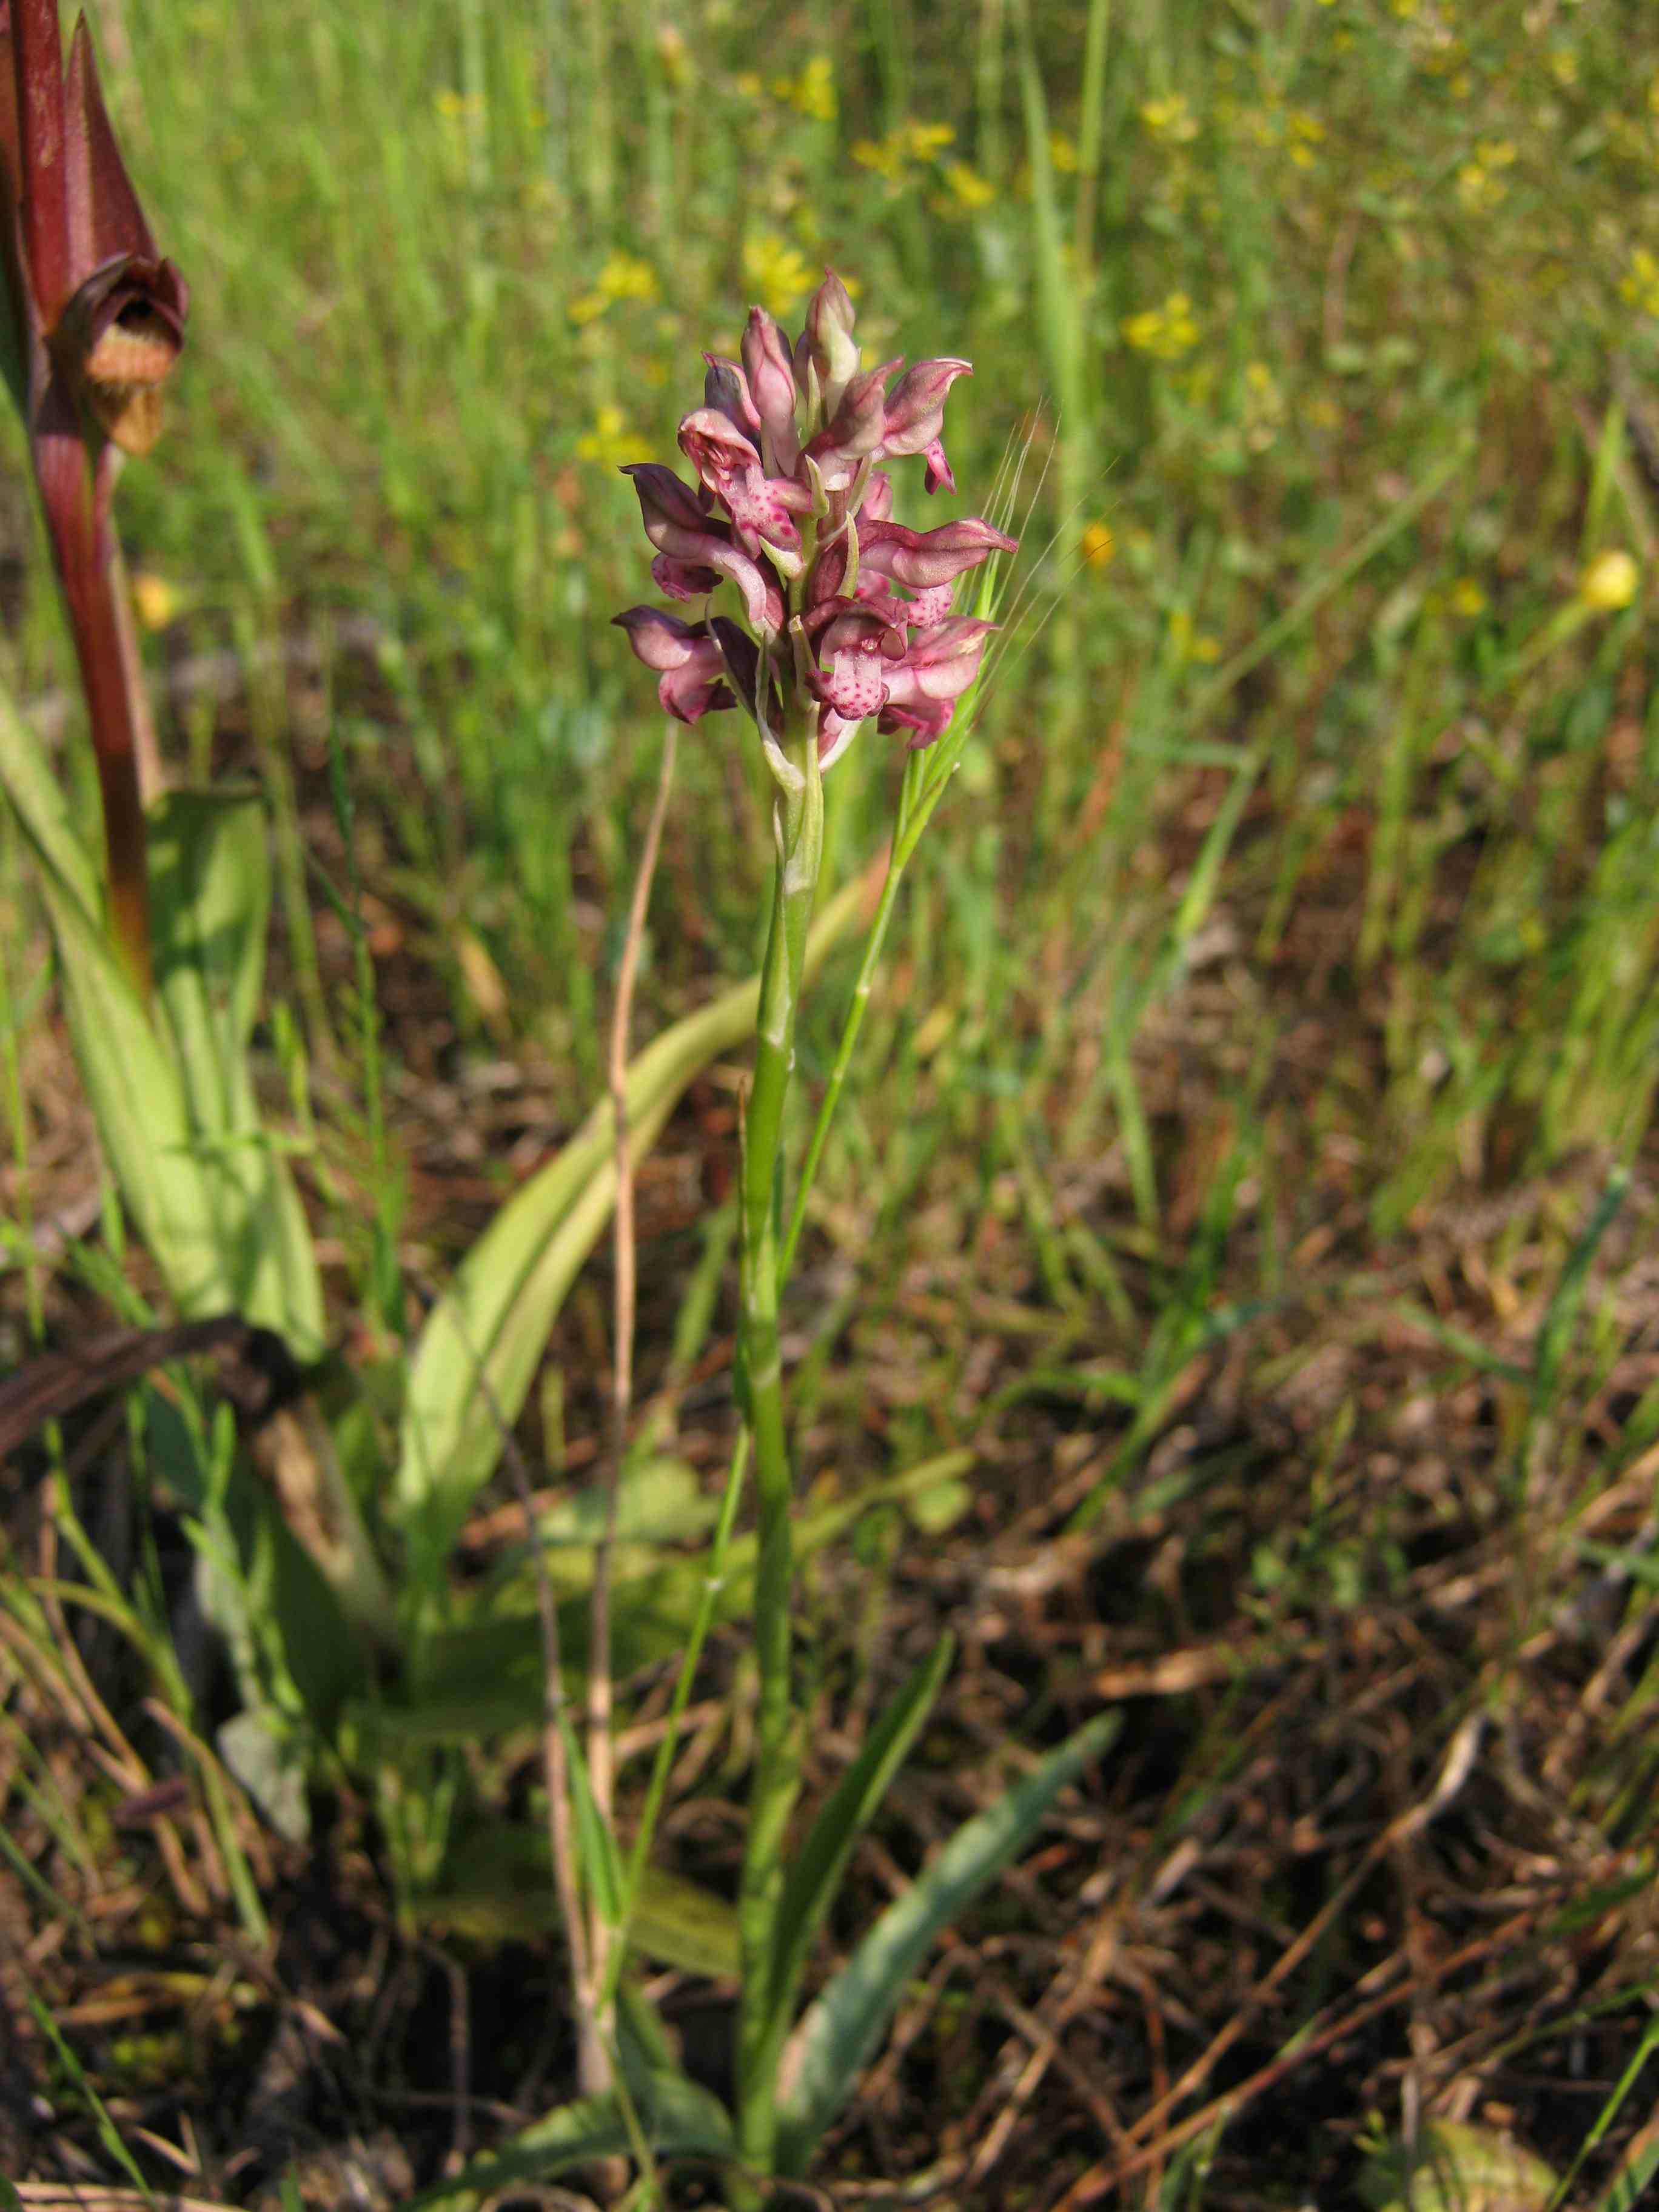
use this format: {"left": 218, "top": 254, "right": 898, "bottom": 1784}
{"left": 415, "top": 1819, "right": 740, "bottom": 1976}
{"left": 774, "top": 1708, "right": 1121, "bottom": 2174}
{"left": 353, "top": 1453, "right": 983, "bottom": 1749}
{"left": 394, "top": 868, "right": 870, "bottom": 1605}
{"left": 0, "top": 694, "right": 324, "bottom": 1358}
{"left": 765, "top": 1637, "right": 954, "bottom": 2043}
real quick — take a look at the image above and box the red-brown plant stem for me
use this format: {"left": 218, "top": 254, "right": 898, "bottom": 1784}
{"left": 39, "top": 422, "right": 152, "bottom": 996}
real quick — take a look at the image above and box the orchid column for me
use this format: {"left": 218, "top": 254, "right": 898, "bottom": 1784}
{"left": 614, "top": 270, "right": 1014, "bottom": 2173}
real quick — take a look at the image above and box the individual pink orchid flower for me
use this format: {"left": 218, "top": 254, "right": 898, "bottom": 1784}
{"left": 0, "top": 0, "right": 189, "bottom": 996}
{"left": 614, "top": 271, "right": 1015, "bottom": 779}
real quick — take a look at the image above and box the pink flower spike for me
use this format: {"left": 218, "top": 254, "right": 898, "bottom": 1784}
{"left": 612, "top": 606, "right": 734, "bottom": 723}
{"left": 857, "top": 515, "right": 1017, "bottom": 589}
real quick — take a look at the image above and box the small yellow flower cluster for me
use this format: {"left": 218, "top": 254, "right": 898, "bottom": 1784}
{"left": 1122, "top": 292, "right": 1201, "bottom": 360}
{"left": 569, "top": 253, "right": 660, "bottom": 326}
{"left": 851, "top": 118, "right": 956, "bottom": 183}
{"left": 1580, "top": 549, "right": 1639, "bottom": 611}
{"left": 1424, "top": 575, "right": 1489, "bottom": 620}
{"left": 1621, "top": 246, "right": 1659, "bottom": 317}
{"left": 1139, "top": 92, "right": 1199, "bottom": 143}
{"left": 656, "top": 24, "right": 691, "bottom": 89}
{"left": 1168, "top": 608, "right": 1221, "bottom": 663}
{"left": 943, "top": 161, "right": 996, "bottom": 209}
{"left": 1455, "top": 139, "right": 1517, "bottom": 213}
{"left": 433, "top": 87, "right": 483, "bottom": 122}
{"left": 1081, "top": 522, "right": 1116, "bottom": 569}
{"left": 1547, "top": 45, "right": 1578, "bottom": 89}
{"left": 770, "top": 55, "right": 836, "bottom": 122}
{"left": 1243, "top": 360, "right": 1285, "bottom": 451}
{"left": 742, "top": 233, "right": 817, "bottom": 317}
{"left": 131, "top": 571, "right": 179, "bottom": 631}
{"left": 576, "top": 404, "right": 641, "bottom": 469}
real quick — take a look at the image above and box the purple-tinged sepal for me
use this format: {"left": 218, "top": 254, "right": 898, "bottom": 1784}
{"left": 612, "top": 606, "right": 736, "bottom": 723}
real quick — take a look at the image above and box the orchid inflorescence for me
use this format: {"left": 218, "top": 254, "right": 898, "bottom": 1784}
{"left": 614, "top": 270, "right": 1016, "bottom": 784}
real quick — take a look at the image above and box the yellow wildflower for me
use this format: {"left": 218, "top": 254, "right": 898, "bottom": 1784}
{"left": 1168, "top": 609, "right": 1221, "bottom": 662}
{"left": 743, "top": 233, "right": 816, "bottom": 317}
{"left": 943, "top": 161, "right": 996, "bottom": 209}
{"left": 771, "top": 55, "right": 836, "bottom": 121}
{"left": 575, "top": 405, "right": 641, "bottom": 468}
{"left": 130, "top": 571, "right": 179, "bottom": 630}
{"left": 1049, "top": 130, "right": 1079, "bottom": 172}
{"left": 1579, "top": 550, "right": 1638, "bottom": 611}
{"left": 733, "top": 71, "right": 762, "bottom": 99}
{"left": 1621, "top": 246, "right": 1659, "bottom": 317}
{"left": 657, "top": 24, "right": 691, "bottom": 88}
{"left": 568, "top": 252, "right": 659, "bottom": 326}
{"left": 1243, "top": 360, "right": 1284, "bottom": 450}
{"left": 1455, "top": 143, "right": 1516, "bottom": 213}
{"left": 1448, "top": 577, "right": 1487, "bottom": 618}
{"left": 1122, "top": 292, "right": 1201, "bottom": 360}
{"left": 904, "top": 119, "right": 956, "bottom": 159}
{"left": 851, "top": 135, "right": 905, "bottom": 181}
{"left": 1140, "top": 93, "right": 1199, "bottom": 143}
{"left": 1081, "top": 523, "right": 1116, "bottom": 569}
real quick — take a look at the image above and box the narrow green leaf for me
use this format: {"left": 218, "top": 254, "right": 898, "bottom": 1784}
{"left": 774, "top": 1709, "right": 1121, "bottom": 2173}
{"left": 558, "top": 1712, "right": 626, "bottom": 1929}
{"left": 766, "top": 1637, "right": 954, "bottom": 2044}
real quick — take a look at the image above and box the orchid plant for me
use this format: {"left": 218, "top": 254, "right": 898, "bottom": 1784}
{"left": 600, "top": 276, "right": 1121, "bottom": 2199}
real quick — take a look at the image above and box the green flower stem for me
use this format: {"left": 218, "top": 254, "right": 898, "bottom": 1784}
{"left": 605, "top": 1427, "right": 749, "bottom": 2006}
{"left": 735, "top": 723, "right": 824, "bottom": 2178}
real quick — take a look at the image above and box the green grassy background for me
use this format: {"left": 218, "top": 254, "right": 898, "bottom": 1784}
{"left": 6, "top": 0, "right": 1659, "bottom": 2200}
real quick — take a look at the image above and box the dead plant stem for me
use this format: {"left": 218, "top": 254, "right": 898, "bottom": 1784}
{"left": 587, "top": 720, "right": 678, "bottom": 2058}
